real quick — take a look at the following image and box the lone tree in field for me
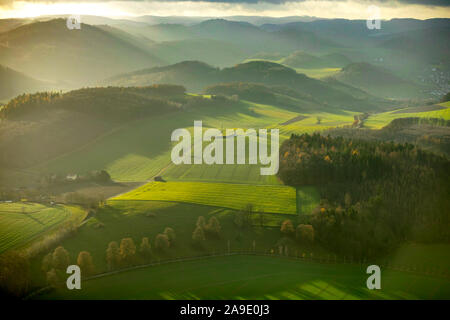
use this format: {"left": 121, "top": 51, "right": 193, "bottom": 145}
{"left": 296, "top": 224, "right": 315, "bottom": 244}
{"left": 41, "top": 252, "right": 53, "bottom": 273}
{"left": 77, "top": 251, "right": 95, "bottom": 276}
{"left": 46, "top": 268, "right": 60, "bottom": 288}
{"left": 155, "top": 234, "right": 170, "bottom": 251}
{"left": 344, "top": 192, "right": 352, "bottom": 208}
{"left": 106, "top": 241, "right": 120, "bottom": 270}
{"left": 164, "top": 227, "right": 176, "bottom": 245}
{"left": 119, "top": 238, "right": 136, "bottom": 266}
{"left": 139, "top": 237, "right": 152, "bottom": 260}
{"left": 196, "top": 216, "right": 206, "bottom": 229}
{"left": 192, "top": 226, "right": 206, "bottom": 244}
{"left": 280, "top": 219, "right": 295, "bottom": 235}
{"left": 206, "top": 216, "right": 221, "bottom": 237}
{"left": 52, "top": 246, "right": 70, "bottom": 271}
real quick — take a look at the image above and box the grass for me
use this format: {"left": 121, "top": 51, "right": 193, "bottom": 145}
{"left": 242, "top": 58, "right": 341, "bottom": 79}
{"left": 386, "top": 243, "right": 450, "bottom": 271}
{"left": 163, "top": 162, "right": 281, "bottom": 185}
{"left": 111, "top": 181, "right": 298, "bottom": 214}
{"left": 278, "top": 110, "right": 358, "bottom": 137}
{"left": 31, "top": 100, "right": 297, "bottom": 182}
{"left": 28, "top": 200, "right": 319, "bottom": 285}
{"left": 294, "top": 67, "right": 341, "bottom": 79}
{"left": 297, "top": 187, "right": 320, "bottom": 214}
{"left": 28, "top": 94, "right": 359, "bottom": 183}
{"left": 0, "top": 202, "right": 84, "bottom": 253}
{"left": 365, "top": 105, "right": 450, "bottom": 129}
{"left": 37, "top": 254, "right": 450, "bottom": 300}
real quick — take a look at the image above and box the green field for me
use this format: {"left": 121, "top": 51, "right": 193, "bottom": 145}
{"left": 163, "top": 162, "right": 281, "bottom": 185}
{"left": 0, "top": 202, "right": 85, "bottom": 253}
{"left": 294, "top": 67, "right": 341, "bottom": 79}
{"left": 111, "top": 181, "right": 298, "bottom": 214}
{"left": 28, "top": 96, "right": 359, "bottom": 183}
{"left": 28, "top": 200, "right": 322, "bottom": 280}
{"left": 387, "top": 243, "right": 450, "bottom": 271}
{"left": 38, "top": 254, "right": 450, "bottom": 300}
{"left": 365, "top": 103, "right": 450, "bottom": 129}
{"left": 31, "top": 100, "right": 298, "bottom": 182}
{"left": 278, "top": 110, "right": 358, "bottom": 137}
{"left": 242, "top": 58, "right": 341, "bottom": 79}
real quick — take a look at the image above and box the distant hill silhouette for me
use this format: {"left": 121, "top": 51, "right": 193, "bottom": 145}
{"left": 0, "top": 65, "right": 48, "bottom": 101}
{"left": 0, "top": 19, "right": 165, "bottom": 86}
{"left": 106, "top": 60, "right": 385, "bottom": 111}
{"left": 332, "top": 62, "right": 423, "bottom": 99}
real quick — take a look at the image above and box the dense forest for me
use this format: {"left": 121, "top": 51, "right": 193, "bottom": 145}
{"left": 0, "top": 85, "right": 187, "bottom": 121}
{"left": 278, "top": 133, "right": 450, "bottom": 258}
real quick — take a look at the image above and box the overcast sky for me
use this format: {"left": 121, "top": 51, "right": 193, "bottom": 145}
{"left": 1, "top": 0, "right": 449, "bottom": 19}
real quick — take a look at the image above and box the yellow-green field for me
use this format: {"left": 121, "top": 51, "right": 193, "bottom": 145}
{"left": 365, "top": 103, "right": 450, "bottom": 129}
{"left": 278, "top": 110, "right": 358, "bottom": 137}
{"left": 31, "top": 100, "right": 297, "bottom": 182}
{"left": 30, "top": 96, "right": 356, "bottom": 183}
{"left": 0, "top": 202, "right": 85, "bottom": 253}
{"left": 242, "top": 58, "right": 341, "bottom": 79}
{"left": 294, "top": 67, "right": 341, "bottom": 79}
{"left": 111, "top": 181, "right": 298, "bottom": 214}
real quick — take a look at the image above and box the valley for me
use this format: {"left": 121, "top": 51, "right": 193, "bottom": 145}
{"left": 0, "top": 13, "right": 449, "bottom": 301}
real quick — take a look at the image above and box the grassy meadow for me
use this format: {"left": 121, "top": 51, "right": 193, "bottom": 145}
{"left": 28, "top": 97, "right": 360, "bottom": 183}
{"left": 111, "top": 181, "right": 298, "bottom": 214}
{"left": 0, "top": 203, "right": 85, "bottom": 253}
{"left": 30, "top": 100, "right": 299, "bottom": 182}
{"left": 28, "top": 200, "right": 325, "bottom": 281}
{"left": 364, "top": 103, "right": 450, "bottom": 129}
{"left": 39, "top": 254, "right": 450, "bottom": 300}
{"left": 293, "top": 67, "right": 341, "bottom": 79}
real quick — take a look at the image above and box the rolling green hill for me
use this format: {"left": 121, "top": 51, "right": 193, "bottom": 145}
{"left": 106, "top": 60, "right": 384, "bottom": 111}
{"left": 364, "top": 103, "right": 450, "bottom": 129}
{"left": 332, "top": 62, "right": 424, "bottom": 99}
{"left": 280, "top": 51, "right": 350, "bottom": 69}
{"left": 0, "top": 202, "right": 86, "bottom": 253}
{"left": 0, "top": 65, "right": 48, "bottom": 101}
{"left": 25, "top": 96, "right": 359, "bottom": 183}
{"left": 0, "top": 19, "right": 165, "bottom": 85}
{"left": 0, "top": 86, "right": 185, "bottom": 170}
{"left": 38, "top": 254, "right": 450, "bottom": 300}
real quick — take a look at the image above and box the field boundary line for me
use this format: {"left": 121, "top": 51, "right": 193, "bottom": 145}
{"left": 107, "top": 198, "right": 297, "bottom": 216}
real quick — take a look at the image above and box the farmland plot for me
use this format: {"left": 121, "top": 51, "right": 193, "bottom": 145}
{"left": 111, "top": 181, "right": 297, "bottom": 214}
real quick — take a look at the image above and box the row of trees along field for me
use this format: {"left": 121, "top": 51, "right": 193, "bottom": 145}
{"left": 105, "top": 228, "right": 176, "bottom": 271}
{"left": 278, "top": 133, "right": 450, "bottom": 259}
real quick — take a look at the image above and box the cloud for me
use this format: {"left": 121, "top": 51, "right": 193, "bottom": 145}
{"left": 0, "top": 0, "right": 14, "bottom": 8}
{"left": 1, "top": 0, "right": 450, "bottom": 6}
{"left": 1, "top": 0, "right": 449, "bottom": 20}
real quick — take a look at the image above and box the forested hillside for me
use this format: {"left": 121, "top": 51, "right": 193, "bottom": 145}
{"left": 107, "top": 60, "right": 388, "bottom": 112}
{"left": 279, "top": 134, "right": 450, "bottom": 258}
{"left": 0, "top": 85, "right": 187, "bottom": 169}
{"left": 0, "top": 65, "right": 47, "bottom": 101}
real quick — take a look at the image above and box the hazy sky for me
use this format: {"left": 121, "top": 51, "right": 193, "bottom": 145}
{"left": 0, "top": 0, "right": 449, "bottom": 19}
